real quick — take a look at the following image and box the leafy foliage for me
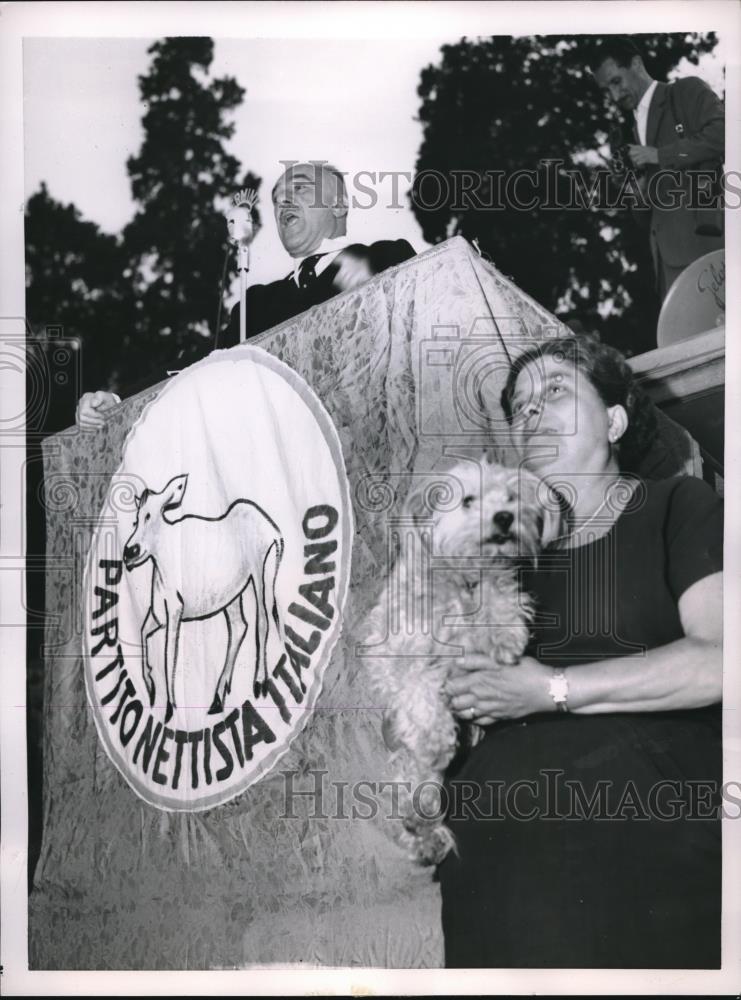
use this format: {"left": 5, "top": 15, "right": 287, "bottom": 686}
{"left": 123, "top": 38, "right": 260, "bottom": 379}
{"left": 25, "top": 182, "right": 135, "bottom": 393}
{"left": 25, "top": 37, "right": 260, "bottom": 414}
{"left": 412, "top": 33, "right": 719, "bottom": 355}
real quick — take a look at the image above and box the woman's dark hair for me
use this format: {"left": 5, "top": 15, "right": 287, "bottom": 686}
{"left": 500, "top": 334, "right": 658, "bottom": 472}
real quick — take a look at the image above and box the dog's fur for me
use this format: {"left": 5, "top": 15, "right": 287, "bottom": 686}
{"left": 365, "top": 460, "right": 561, "bottom": 865}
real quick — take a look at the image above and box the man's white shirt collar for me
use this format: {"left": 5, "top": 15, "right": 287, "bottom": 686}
{"left": 634, "top": 80, "right": 658, "bottom": 145}
{"left": 290, "top": 235, "right": 351, "bottom": 286}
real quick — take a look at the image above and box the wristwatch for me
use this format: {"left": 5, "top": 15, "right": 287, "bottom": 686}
{"left": 548, "top": 670, "right": 569, "bottom": 713}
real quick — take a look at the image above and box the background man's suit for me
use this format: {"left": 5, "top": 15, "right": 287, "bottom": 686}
{"left": 634, "top": 77, "right": 724, "bottom": 300}
{"left": 224, "top": 239, "right": 416, "bottom": 346}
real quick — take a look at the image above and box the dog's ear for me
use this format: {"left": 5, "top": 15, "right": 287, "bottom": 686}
{"left": 519, "top": 470, "right": 565, "bottom": 549}
{"left": 539, "top": 497, "right": 566, "bottom": 548}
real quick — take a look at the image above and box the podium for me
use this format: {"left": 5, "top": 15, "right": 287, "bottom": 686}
{"left": 29, "top": 237, "right": 703, "bottom": 969}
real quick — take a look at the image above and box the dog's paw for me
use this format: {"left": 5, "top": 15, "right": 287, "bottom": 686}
{"left": 494, "top": 632, "right": 529, "bottom": 665}
{"left": 412, "top": 824, "right": 457, "bottom": 866}
{"left": 401, "top": 781, "right": 443, "bottom": 836}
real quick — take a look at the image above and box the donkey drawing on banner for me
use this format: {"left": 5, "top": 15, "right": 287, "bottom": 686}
{"left": 123, "top": 474, "right": 284, "bottom": 723}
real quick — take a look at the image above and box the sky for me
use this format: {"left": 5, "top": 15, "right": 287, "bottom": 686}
{"left": 22, "top": 32, "right": 729, "bottom": 287}
{"left": 23, "top": 36, "right": 451, "bottom": 285}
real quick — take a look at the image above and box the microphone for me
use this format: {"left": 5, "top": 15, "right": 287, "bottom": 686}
{"left": 226, "top": 188, "right": 258, "bottom": 249}
{"left": 226, "top": 189, "right": 258, "bottom": 345}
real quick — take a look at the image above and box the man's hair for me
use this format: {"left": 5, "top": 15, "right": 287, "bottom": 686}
{"left": 271, "top": 161, "right": 347, "bottom": 209}
{"left": 500, "top": 334, "right": 658, "bottom": 473}
{"left": 587, "top": 36, "right": 643, "bottom": 72}
{"left": 323, "top": 164, "right": 348, "bottom": 206}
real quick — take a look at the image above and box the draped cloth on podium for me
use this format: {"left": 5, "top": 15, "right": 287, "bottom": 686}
{"left": 30, "top": 237, "right": 697, "bottom": 970}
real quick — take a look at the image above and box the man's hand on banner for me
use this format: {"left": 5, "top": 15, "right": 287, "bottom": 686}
{"left": 76, "top": 390, "right": 121, "bottom": 429}
{"left": 332, "top": 249, "right": 373, "bottom": 293}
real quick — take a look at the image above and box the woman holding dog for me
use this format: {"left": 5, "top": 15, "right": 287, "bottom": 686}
{"left": 439, "top": 335, "right": 723, "bottom": 968}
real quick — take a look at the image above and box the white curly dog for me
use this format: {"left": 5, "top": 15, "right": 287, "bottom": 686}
{"left": 365, "top": 459, "right": 562, "bottom": 865}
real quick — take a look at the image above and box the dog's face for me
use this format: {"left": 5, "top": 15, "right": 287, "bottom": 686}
{"left": 404, "top": 462, "right": 562, "bottom": 559}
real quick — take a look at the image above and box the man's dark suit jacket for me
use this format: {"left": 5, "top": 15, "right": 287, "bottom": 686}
{"left": 116, "top": 239, "right": 415, "bottom": 398}
{"left": 222, "top": 238, "right": 416, "bottom": 347}
{"left": 632, "top": 78, "right": 724, "bottom": 279}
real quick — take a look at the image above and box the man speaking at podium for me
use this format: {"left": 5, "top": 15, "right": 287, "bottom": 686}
{"left": 76, "top": 160, "right": 415, "bottom": 427}
{"left": 222, "top": 160, "right": 415, "bottom": 344}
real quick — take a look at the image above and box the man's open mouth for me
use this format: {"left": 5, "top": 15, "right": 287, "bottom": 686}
{"left": 280, "top": 209, "right": 301, "bottom": 227}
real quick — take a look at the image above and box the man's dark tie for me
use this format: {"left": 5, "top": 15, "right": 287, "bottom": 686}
{"left": 297, "top": 253, "right": 325, "bottom": 289}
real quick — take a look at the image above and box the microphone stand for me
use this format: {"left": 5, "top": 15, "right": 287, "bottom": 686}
{"left": 226, "top": 193, "right": 257, "bottom": 344}
{"left": 238, "top": 244, "right": 250, "bottom": 344}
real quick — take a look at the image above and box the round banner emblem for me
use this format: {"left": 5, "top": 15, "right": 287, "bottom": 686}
{"left": 83, "top": 349, "right": 353, "bottom": 810}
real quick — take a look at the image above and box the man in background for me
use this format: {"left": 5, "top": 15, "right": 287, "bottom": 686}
{"left": 592, "top": 37, "right": 724, "bottom": 303}
{"left": 76, "top": 160, "right": 415, "bottom": 426}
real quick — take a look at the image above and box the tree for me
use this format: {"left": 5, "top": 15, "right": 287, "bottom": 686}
{"left": 123, "top": 37, "right": 261, "bottom": 389}
{"left": 25, "top": 182, "right": 135, "bottom": 399}
{"left": 25, "top": 37, "right": 261, "bottom": 403}
{"left": 411, "top": 33, "right": 719, "bottom": 355}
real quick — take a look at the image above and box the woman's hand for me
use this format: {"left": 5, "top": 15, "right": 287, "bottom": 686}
{"left": 446, "top": 654, "right": 555, "bottom": 725}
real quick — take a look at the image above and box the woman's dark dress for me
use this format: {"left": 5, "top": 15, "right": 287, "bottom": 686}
{"left": 439, "top": 476, "right": 723, "bottom": 968}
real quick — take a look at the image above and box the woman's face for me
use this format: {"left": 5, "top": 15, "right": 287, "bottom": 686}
{"left": 509, "top": 354, "right": 620, "bottom": 476}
